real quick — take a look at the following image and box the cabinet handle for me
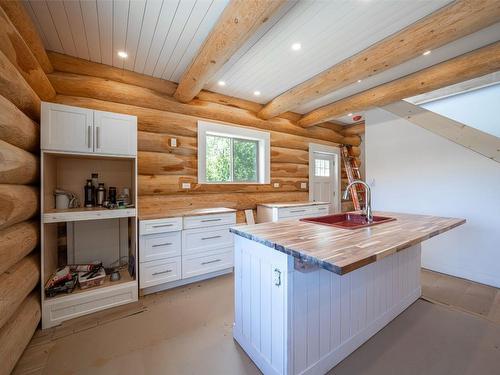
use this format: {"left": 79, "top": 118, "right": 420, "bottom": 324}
{"left": 96, "top": 126, "right": 100, "bottom": 149}
{"left": 274, "top": 268, "right": 282, "bottom": 286}
{"left": 201, "top": 235, "right": 221, "bottom": 241}
{"left": 87, "top": 125, "right": 92, "bottom": 149}
{"left": 201, "top": 259, "right": 221, "bottom": 265}
{"left": 201, "top": 218, "right": 222, "bottom": 222}
{"left": 152, "top": 269, "right": 172, "bottom": 276}
{"left": 290, "top": 209, "right": 306, "bottom": 213}
{"left": 152, "top": 224, "right": 173, "bottom": 228}
{"left": 152, "top": 242, "right": 172, "bottom": 247}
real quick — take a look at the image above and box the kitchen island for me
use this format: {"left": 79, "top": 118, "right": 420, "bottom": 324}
{"left": 230, "top": 212, "right": 464, "bottom": 375}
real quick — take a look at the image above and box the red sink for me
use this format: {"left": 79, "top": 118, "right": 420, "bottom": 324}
{"left": 300, "top": 212, "right": 396, "bottom": 229}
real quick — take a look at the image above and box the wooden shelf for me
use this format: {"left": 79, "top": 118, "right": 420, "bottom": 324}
{"left": 43, "top": 207, "right": 136, "bottom": 223}
{"left": 44, "top": 269, "right": 135, "bottom": 302}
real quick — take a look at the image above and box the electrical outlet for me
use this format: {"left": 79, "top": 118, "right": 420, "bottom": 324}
{"left": 300, "top": 182, "right": 307, "bottom": 189}
{"left": 273, "top": 182, "right": 280, "bottom": 188}
{"left": 170, "top": 138, "right": 177, "bottom": 147}
{"left": 181, "top": 182, "right": 191, "bottom": 189}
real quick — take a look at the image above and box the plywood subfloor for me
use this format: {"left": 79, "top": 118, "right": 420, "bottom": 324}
{"left": 14, "top": 270, "right": 500, "bottom": 375}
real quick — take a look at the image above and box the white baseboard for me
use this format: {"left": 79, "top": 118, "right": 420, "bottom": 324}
{"left": 141, "top": 268, "right": 233, "bottom": 295}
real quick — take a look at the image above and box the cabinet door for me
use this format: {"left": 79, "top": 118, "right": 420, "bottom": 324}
{"left": 94, "top": 110, "right": 137, "bottom": 156}
{"left": 41, "top": 102, "right": 93, "bottom": 153}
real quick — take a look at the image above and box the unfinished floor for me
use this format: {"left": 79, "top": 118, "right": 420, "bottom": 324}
{"left": 14, "top": 269, "right": 500, "bottom": 375}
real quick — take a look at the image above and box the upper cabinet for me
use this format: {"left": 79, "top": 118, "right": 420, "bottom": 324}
{"left": 41, "top": 102, "right": 137, "bottom": 156}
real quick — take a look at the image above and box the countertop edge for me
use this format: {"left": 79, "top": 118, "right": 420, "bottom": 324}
{"left": 230, "top": 217, "right": 466, "bottom": 276}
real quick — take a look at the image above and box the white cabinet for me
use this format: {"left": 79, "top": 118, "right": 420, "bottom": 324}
{"left": 139, "top": 211, "right": 236, "bottom": 293}
{"left": 41, "top": 102, "right": 136, "bottom": 156}
{"left": 94, "top": 110, "right": 137, "bottom": 156}
{"left": 256, "top": 203, "right": 330, "bottom": 223}
{"left": 41, "top": 102, "right": 93, "bottom": 153}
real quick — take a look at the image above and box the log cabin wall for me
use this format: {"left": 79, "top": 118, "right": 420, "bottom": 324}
{"left": 0, "top": 3, "right": 47, "bottom": 373}
{"left": 44, "top": 53, "right": 362, "bottom": 222}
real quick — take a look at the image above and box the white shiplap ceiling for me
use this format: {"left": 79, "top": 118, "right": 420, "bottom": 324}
{"left": 24, "top": 0, "right": 500, "bottom": 123}
{"left": 24, "top": 0, "right": 229, "bottom": 82}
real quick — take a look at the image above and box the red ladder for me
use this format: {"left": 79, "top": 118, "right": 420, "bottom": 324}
{"left": 341, "top": 145, "right": 364, "bottom": 211}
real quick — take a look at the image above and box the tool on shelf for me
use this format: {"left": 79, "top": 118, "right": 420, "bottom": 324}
{"left": 340, "top": 145, "right": 365, "bottom": 211}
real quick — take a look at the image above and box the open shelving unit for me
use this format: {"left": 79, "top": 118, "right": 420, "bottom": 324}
{"left": 40, "top": 101, "right": 139, "bottom": 329}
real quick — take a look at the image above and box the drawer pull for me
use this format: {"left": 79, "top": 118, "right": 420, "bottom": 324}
{"left": 201, "top": 218, "right": 222, "bottom": 222}
{"left": 201, "top": 235, "right": 222, "bottom": 241}
{"left": 201, "top": 259, "right": 221, "bottom": 265}
{"left": 152, "top": 242, "right": 172, "bottom": 247}
{"left": 290, "top": 209, "right": 306, "bottom": 213}
{"left": 152, "top": 269, "right": 172, "bottom": 276}
{"left": 152, "top": 224, "right": 173, "bottom": 228}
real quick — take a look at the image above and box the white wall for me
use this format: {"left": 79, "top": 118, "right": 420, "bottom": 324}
{"left": 421, "top": 84, "right": 500, "bottom": 138}
{"left": 365, "top": 108, "right": 500, "bottom": 287}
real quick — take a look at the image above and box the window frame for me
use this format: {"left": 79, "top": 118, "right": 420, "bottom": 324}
{"left": 198, "top": 121, "right": 270, "bottom": 184}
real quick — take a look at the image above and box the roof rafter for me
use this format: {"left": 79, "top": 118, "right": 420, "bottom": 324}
{"left": 174, "top": 0, "right": 286, "bottom": 103}
{"left": 258, "top": 0, "right": 500, "bottom": 120}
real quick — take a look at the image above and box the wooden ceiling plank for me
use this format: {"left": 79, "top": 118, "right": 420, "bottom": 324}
{"left": 258, "top": 0, "right": 500, "bottom": 120}
{"left": 173, "top": 0, "right": 286, "bottom": 103}
{"left": 0, "top": 0, "right": 53, "bottom": 73}
{"left": 298, "top": 42, "right": 500, "bottom": 127}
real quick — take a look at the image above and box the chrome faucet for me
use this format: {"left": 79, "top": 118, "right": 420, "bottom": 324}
{"left": 343, "top": 180, "right": 373, "bottom": 223}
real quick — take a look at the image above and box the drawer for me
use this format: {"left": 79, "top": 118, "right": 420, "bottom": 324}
{"left": 182, "top": 248, "right": 233, "bottom": 279}
{"left": 278, "top": 206, "right": 312, "bottom": 219}
{"left": 182, "top": 225, "right": 233, "bottom": 255}
{"left": 140, "top": 257, "right": 181, "bottom": 289}
{"left": 140, "top": 217, "right": 182, "bottom": 235}
{"left": 139, "top": 231, "right": 181, "bottom": 263}
{"left": 183, "top": 213, "right": 236, "bottom": 229}
{"left": 308, "top": 204, "right": 330, "bottom": 216}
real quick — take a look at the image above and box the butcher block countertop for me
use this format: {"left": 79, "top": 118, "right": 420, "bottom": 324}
{"left": 230, "top": 211, "right": 465, "bottom": 275}
{"left": 139, "top": 207, "right": 236, "bottom": 220}
{"left": 258, "top": 201, "right": 329, "bottom": 208}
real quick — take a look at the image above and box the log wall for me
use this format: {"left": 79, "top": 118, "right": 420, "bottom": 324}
{"left": 46, "top": 59, "right": 362, "bottom": 219}
{"left": 0, "top": 4, "right": 42, "bottom": 373}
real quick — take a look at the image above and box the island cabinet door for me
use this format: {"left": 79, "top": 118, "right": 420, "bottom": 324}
{"left": 233, "top": 235, "right": 293, "bottom": 375}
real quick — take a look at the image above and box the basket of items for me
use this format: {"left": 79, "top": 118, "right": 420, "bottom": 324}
{"left": 44, "top": 262, "right": 105, "bottom": 297}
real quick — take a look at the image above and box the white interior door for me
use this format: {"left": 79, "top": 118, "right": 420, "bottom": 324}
{"left": 309, "top": 145, "right": 340, "bottom": 212}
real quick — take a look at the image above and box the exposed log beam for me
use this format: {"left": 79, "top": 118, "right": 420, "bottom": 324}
{"left": 342, "top": 123, "right": 365, "bottom": 136}
{"left": 0, "top": 185, "right": 38, "bottom": 230}
{"left": 259, "top": 0, "right": 500, "bottom": 119}
{"left": 299, "top": 42, "right": 500, "bottom": 127}
{"left": 0, "top": 254, "right": 39, "bottom": 329}
{"left": 0, "top": 49, "right": 40, "bottom": 120}
{"left": 0, "top": 0, "right": 53, "bottom": 73}
{"left": 174, "top": 0, "right": 286, "bottom": 103}
{"left": 385, "top": 101, "right": 500, "bottom": 163}
{"left": 0, "top": 220, "right": 38, "bottom": 275}
{"left": 0, "top": 6, "right": 55, "bottom": 100}
{"left": 0, "top": 94, "right": 39, "bottom": 152}
{"left": 0, "top": 139, "right": 38, "bottom": 184}
{"left": 0, "top": 292, "right": 40, "bottom": 375}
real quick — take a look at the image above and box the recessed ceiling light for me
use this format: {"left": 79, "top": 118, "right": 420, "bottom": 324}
{"left": 218, "top": 80, "right": 226, "bottom": 86}
{"left": 423, "top": 50, "right": 431, "bottom": 56}
{"left": 291, "top": 42, "right": 302, "bottom": 51}
{"left": 253, "top": 90, "right": 261, "bottom": 96}
{"left": 117, "top": 51, "right": 128, "bottom": 59}
{"left": 348, "top": 113, "right": 353, "bottom": 117}
{"left": 357, "top": 79, "right": 362, "bottom": 83}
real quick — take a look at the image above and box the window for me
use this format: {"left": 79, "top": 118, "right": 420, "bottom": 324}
{"left": 314, "top": 158, "right": 330, "bottom": 177}
{"left": 198, "top": 121, "right": 270, "bottom": 184}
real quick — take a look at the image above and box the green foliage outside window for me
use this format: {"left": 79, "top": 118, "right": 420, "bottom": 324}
{"left": 206, "top": 135, "right": 258, "bottom": 183}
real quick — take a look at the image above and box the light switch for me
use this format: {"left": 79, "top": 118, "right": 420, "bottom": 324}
{"left": 181, "top": 182, "right": 191, "bottom": 189}
{"left": 300, "top": 182, "right": 307, "bottom": 189}
{"left": 170, "top": 138, "right": 177, "bottom": 147}
{"left": 273, "top": 182, "right": 280, "bottom": 188}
